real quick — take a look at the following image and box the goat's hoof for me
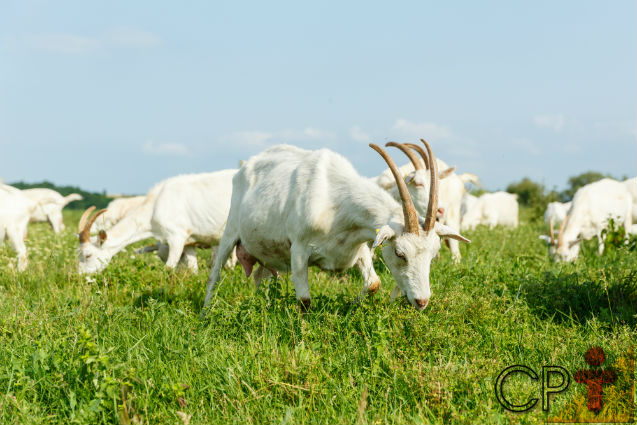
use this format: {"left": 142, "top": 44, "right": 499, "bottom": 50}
{"left": 367, "top": 280, "right": 381, "bottom": 294}
{"left": 299, "top": 298, "right": 311, "bottom": 312}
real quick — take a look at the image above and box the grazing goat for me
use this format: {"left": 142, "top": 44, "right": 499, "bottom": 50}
{"left": 203, "top": 141, "right": 469, "bottom": 312}
{"left": 460, "top": 192, "right": 519, "bottom": 230}
{"left": 77, "top": 170, "right": 237, "bottom": 274}
{"left": 22, "top": 188, "right": 82, "bottom": 233}
{"left": 0, "top": 185, "right": 58, "bottom": 270}
{"left": 539, "top": 178, "right": 632, "bottom": 262}
{"left": 543, "top": 201, "right": 572, "bottom": 225}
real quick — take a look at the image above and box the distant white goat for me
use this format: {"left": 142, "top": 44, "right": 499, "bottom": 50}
{"left": 0, "top": 185, "right": 58, "bottom": 271}
{"left": 622, "top": 177, "right": 636, "bottom": 221}
{"left": 203, "top": 142, "right": 469, "bottom": 312}
{"left": 461, "top": 192, "right": 519, "bottom": 230}
{"left": 539, "top": 178, "right": 632, "bottom": 262}
{"left": 22, "top": 188, "right": 82, "bottom": 233}
{"left": 543, "top": 201, "right": 572, "bottom": 225}
{"left": 77, "top": 170, "right": 237, "bottom": 274}
{"left": 95, "top": 196, "right": 146, "bottom": 231}
{"left": 461, "top": 193, "right": 478, "bottom": 218}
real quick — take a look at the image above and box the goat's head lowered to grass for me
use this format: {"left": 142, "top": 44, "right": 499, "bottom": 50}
{"left": 77, "top": 206, "right": 110, "bottom": 274}
{"left": 370, "top": 139, "right": 470, "bottom": 310}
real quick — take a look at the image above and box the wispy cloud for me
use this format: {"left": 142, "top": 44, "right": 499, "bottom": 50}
{"left": 142, "top": 140, "right": 190, "bottom": 156}
{"left": 26, "top": 34, "right": 100, "bottom": 54}
{"left": 106, "top": 27, "right": 160, "bottom": 48}
{"left": 533, "top": 114, "right": 564, "bottom": 132}
{"left": 349, "top": 125, "right": 371, "bottom": 143}
{"left": 20, "top": 28, "right": 160, "bottom": 54}
{"left": 225, "top": 127, "right": 335, "bottom": 147}
{"left": 392, "top": 118, "right": 453, "bottom": 141}
{"left": 511, "top": 138, "right": 541, "bottom": 155}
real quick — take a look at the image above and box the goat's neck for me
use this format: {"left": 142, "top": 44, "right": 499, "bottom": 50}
{"left": 100, "top": 202, "right": 154, "bottom": 255}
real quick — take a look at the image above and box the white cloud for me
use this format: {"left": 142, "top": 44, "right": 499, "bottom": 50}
{"left": 533, "top": 114, "right": 564, "bottom": 132}
{"left": 106, "top": 27, "right": 160, "bottom": 48}
{"left": 142, "top": 140, "right": 190, "bottom": 156}
{"left": 392, "top": 118, "right": 453, "bottom": 141}
{"left": 349, "top": 125, "right": 371, "bottom": 143}
{"left": 511, "top": 138, "right": 541, "bottom": 155}
{"left": 26, "top": 34, "right": 100, "bottom": 54}
{"left": 21, "top": 28, "right": 159, "bottom": 54}
{"left": 227, "top": 131, "right": 274, "bottom": 147}
{"left": 226, "top": 127, "right": 334, "bottom": 147}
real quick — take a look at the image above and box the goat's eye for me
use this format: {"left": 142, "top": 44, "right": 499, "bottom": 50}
{"left": 394, "top": 249, "right": 406, "bottom": 261}
{"left": 85, "top": 254, "right": 92, "bottom": 259}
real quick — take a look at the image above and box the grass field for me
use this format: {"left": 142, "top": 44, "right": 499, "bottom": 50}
{"left": 0, "top": 210, "right": 635, "bottom": 424}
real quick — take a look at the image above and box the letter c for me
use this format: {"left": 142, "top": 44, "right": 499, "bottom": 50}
{"left": 495, "top": 365, "right": 539, "bottom": 412}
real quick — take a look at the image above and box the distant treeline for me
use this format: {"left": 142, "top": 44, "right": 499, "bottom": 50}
{"left": 9, "top": 181, "right": 112, "bottom": 210}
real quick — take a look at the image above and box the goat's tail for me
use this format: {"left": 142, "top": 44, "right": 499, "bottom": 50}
{"left": 459, "top": 173, "right": 480, "bottom": 186}
{"left": 62, "top": 193, "right": 83, "bottom": 207}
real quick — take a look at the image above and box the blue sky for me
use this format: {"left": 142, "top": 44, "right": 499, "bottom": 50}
{"left": 1, "top": 0, "right": 635, "bottom": 194}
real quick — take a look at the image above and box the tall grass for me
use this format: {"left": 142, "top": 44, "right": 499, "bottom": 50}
{"left": 0, "top": 210, "right": 635, "bottom": 424}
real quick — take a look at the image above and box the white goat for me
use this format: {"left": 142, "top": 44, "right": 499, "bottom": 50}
{"left": 461, "top": 193, "right": 478, "bottom": 218}
{"left": 203, "top": 142, "right": 469, "bottom": 312}
{"left": 460, "top": 192, "right": 519, "bottom": 230}
{"left": 543, "top": 201, "right": 572, "bottom": 225}
{"left": 375, "top": 140, "right": 478, "bottom": 261}
{"left": 622, "top": 177, "right": 636, "bottom": 221}
{"left": 77, "top": 170, "right": 237, "bottom": 274}
{"left": 95, "top": 196, "right": 146, "bottom": 231}
{"left": 22, "top": 188, "right": 82, "bottom": 233}
{"left": 0, "top": 185, "right": 58, "bottom": 271}
{"left": 539, "top": 178, "right": 633, "bottom": 262}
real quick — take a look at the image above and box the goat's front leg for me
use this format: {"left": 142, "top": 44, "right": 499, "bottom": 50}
{"left": 290, "top": 243, "right": 311, "bottom": 311}
{"left": 355, "top": 243, "right": 381, "bottom": 300}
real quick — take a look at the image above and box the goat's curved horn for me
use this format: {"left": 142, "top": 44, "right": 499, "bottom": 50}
{"left": 78, "top": 206, "right": 96, "bottom": 234}
{"left": 557, "top": 215, "right": 569, "bottom": 248}
{"left": 420, "top": 139, "right": 438, "bottom": 232}
{"left": 385, "top": 142, "right": 422, "bottom": 170}
{"left": 369, "top": 143, "right": 419, "bottom": 234}
{"left": 404, "top": 143, "right": 430, "bottom": 170}
{"left": 78, "top": 208, "right": 107, "bottom": 243}
{"left": 549, "top": 217, "right": 555, "bottom": 246}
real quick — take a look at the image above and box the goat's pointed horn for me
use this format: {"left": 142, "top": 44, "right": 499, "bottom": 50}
{"left": 78, "top": 208, "right": 107, "bottom": 243}
{"left": 369, "top": 143, "right": 419, "bottom": 234}
{"left": 549, "top": 217, "right": 555, "bottom": 246}
{"left": 404, "top": 143, "right": 430, "bottom": 170}
{"left": 78, "top": 206, "right": 96, "bottom": 234}
{"left": 420, "top": 139, "right": 438, "bottom": 232}
{"left": 557, "top": 215, "right": 568, "bottom": 248}
{"left": 385, "top": 142, "right": 422, "bottom": 170}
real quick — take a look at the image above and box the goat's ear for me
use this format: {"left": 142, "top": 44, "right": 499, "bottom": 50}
{"left": 98, "top": 230, "right": 107, "bottom": 245}
{"left": 569, "top": 238, "right": 581, "bottom": 248}
{"left": 438, "top": 166, "right": 456, "bottom": 180}
{"left": 372, "top": 225, "right": 396, "bottom": 249}
{"left": 538, "top": 235, "right": 552, "bottom": 245}
{"left": 434, "top": 222, "right": 470, "bottom": 243}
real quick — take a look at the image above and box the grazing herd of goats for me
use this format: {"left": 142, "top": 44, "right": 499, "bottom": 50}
{"left": 1, "top": 140, "right": 636, "bottom": 312}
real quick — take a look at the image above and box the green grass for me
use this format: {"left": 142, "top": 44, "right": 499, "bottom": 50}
{"left": 0, "top": 210, "right": 635, "bottom": 424}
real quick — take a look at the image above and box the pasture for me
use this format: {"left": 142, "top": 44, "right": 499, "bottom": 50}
{"left": 0, "top": 210, "right": 635, "bottom": 424}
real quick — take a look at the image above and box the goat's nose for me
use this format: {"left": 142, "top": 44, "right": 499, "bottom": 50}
{"left": 414, "top": 298, "right": 429, "bottom": 310}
